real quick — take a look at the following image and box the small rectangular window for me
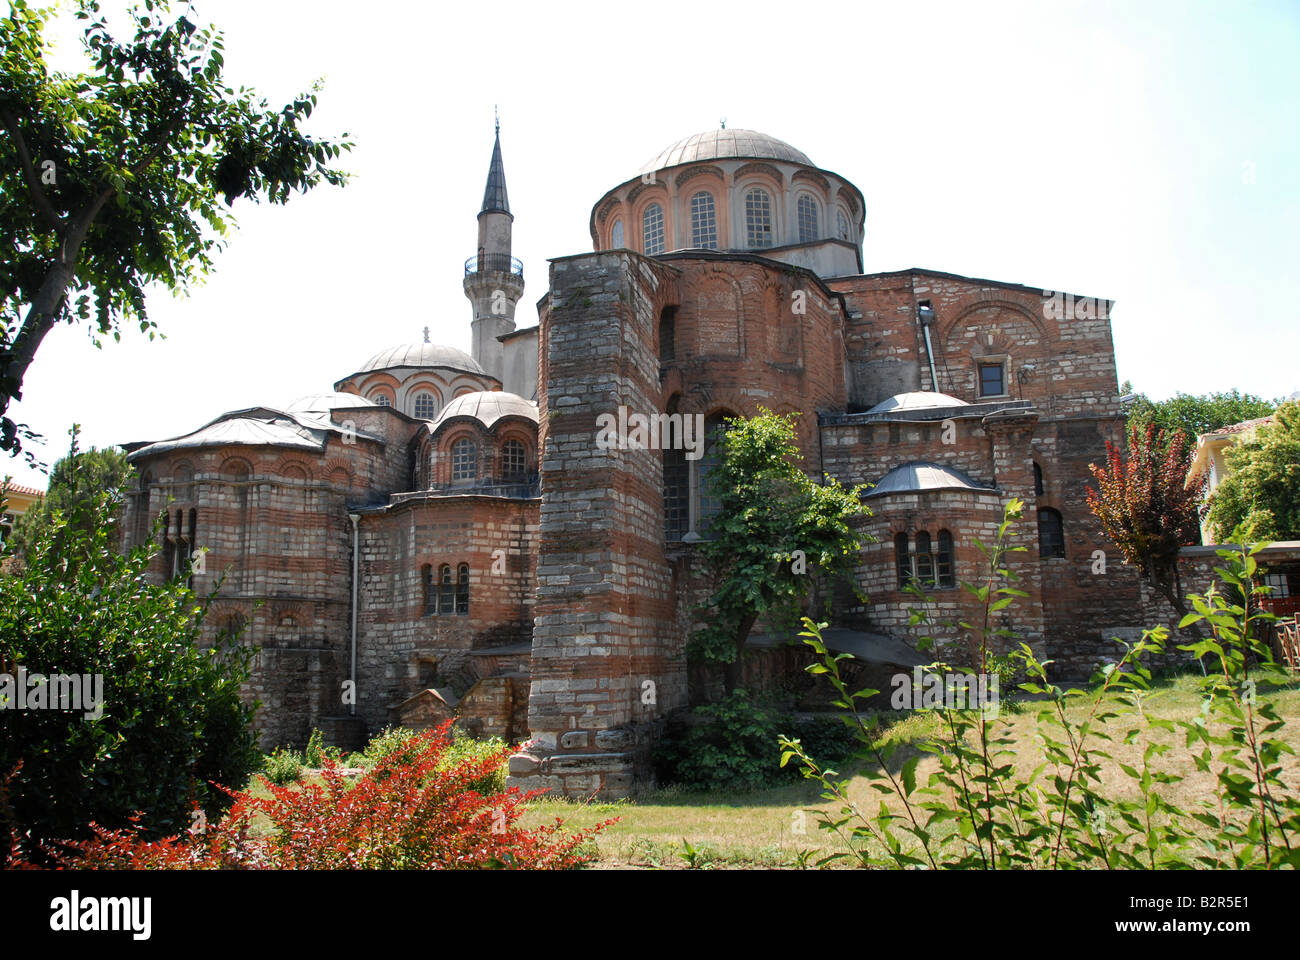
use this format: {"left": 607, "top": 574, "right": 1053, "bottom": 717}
{"left": 979, "top": 362, "right": 1005, "bottom": 397}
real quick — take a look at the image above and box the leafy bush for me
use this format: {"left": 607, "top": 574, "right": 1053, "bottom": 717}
{"left": 9, "top": 722, "right": 613, "bottom": 869}
{"left": 262, "top": 748, "right": 303, "bottom": 786}
{"left": 780, "top": 500, "right": 1300, "bottom": 869}
{"left": 303, "top": 728, "right": 343, "bottom": 768}
{"left": 0, "top": 440, "right": 260, "bottom": 864}
{"left": 440, "top": 727, "right": 508, "bottom": 795}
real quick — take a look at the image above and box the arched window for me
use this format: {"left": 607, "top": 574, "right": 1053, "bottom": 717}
{"left": 371, "top": 393, "right": 391, "bottom": 407}
{"left": 421, "top": 564, "right": 434, "bottom": 616}
{"left": 642, "top": 202, "right": 665, "bottom": 256}
{"left": 916, "top": 531, "right": 934, "bottom": 587}
{"left": 937, "top": 530, "right": 955, "bottom": 588}
{"left": 895, "top": 533, "right": 911, "bottom": 589}
{"left": 837, "top": 209, "right": 851, "bottom": 241}
{"left": 452, "top": 438, "right": 477, "bottom": 481}
{"left": 698, "top": 412, "right": 731, "bottom": 534}
{"left": 1033, "top": 462, "right": 1044, "bottom": 497}
{"left": 438, "top": 564, "right": 454, "bottom": 613}
{"left": 456, "top": 563, "right": 470, "bottom": 615}
{"left": 690, "top": 192, "right": 717, "bottom": 249}
{"left": 610, "top": 219, "right": 624, "bottom": 249}
{"left": 1038, "top": 508, "right": 1065, "bottom": 558}
{"left": 413, "top": 392, "right": 438, "bottom": 420}
{"left": 745, "top": 189, "right": 773, "bottom": 248}
{"left": 501, "top": 439, "right": 527, "bottom": 482}
{"left": 797, "top": 194, "right": 819, "bottom": 243}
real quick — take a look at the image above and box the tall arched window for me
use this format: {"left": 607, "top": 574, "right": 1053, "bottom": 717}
{"left": 642, "top": 202, "right": 665, "bottom": 255}
{"left": 837, "top": 209, "right": 851, "bottom": 241}
{"left": 797, "top": 194, "right": 819, "bottom": 243}
{"left": 421, "top": 564, "right": 434, "bottom": 616}
{"left": 916, "top": 531, "right": 934, "bottom": 587}
{"left": 501, "top": 439, "right": 527, "bottom": 482}
{"left": 610, "top": 219, "right": 624, "bottom": 248}
{"left": 937, "top": 530, "right": 955, "bottom": 588}
{"left": 438, "top": 564, "right": 454, "bottom": 613}
{"left": 413, "top": 392, "right": 438, "bottom": 420}
{"left": 1038, "top": 508, "right": 1065, "bottom": 558}
{"left": 697, "top": 412, "right": 732, "bottom": 535}
{"left": 1033, "top": 462, "right": 1044, "bottom": 497}
{"left": 745, "top": 189, "right": 773, "bottom": 248}
{"left": 895, "top": 533, "right": 911, "bottom": 589}
{"left": 456, "top": 563, "right": 470, "bottom": 615}
{"left": 452, "top": 438, "right": 477, "bottom": 481}
{"left": 690, "top": 192, "right": 717, "bottom": 249}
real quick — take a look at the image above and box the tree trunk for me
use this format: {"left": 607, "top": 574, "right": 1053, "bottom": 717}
{"left": 722, "top": 611, "right": 760, "bottom": 696}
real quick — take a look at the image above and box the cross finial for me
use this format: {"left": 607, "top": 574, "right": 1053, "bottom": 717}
{"left": 422, "top": 325, "right": 430, "bottom": 344}
{"left": 720, "top": 117, "right": 726, "bottom": 130}
{"left": 494, "top": 104, "right": 499, "bottom": 136}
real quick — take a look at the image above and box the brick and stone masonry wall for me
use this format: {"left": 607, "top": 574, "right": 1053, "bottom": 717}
{"left": 510, "top": 251, "right": 688, "bottom": 798}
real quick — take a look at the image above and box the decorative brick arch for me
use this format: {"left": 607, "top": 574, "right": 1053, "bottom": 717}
{"left": 734, "top": 162, "right": 784, "bottom": 186}
{"left": 938, "top": 294, "right": 1059, "bottom": 348}
{"left": 674, "top": 165, "right": 724, "bottom": 188}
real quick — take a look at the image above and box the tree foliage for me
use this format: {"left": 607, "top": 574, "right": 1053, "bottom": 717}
{"left": 5, "top": 424, "right": 130, "bottom": 560}
{"left": 0, "top": 443, "right": 260, "bottom": 864}
{"left": 1086, "top": 423, "right": 1205, "bottom": 617}
{"left": 0, "top": 0, "right": 352, "bottom": 460}
{"left": 691, "top": 408, "right": 869, "bottom": 690}
{"left": 1125, "top": 388, "right": 1277, "bottom": 446}
{"left": 1206, "top": 400, "right": 1300, "bottom": 543}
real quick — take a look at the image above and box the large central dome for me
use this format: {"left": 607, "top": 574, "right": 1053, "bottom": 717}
{"left": 640, "top": 129, "right": 813, "bottom": 173}
{"left": 359, "top": 342, "right": 486, "bottom": 376}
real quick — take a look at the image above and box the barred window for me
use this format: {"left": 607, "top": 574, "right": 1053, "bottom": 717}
{"left": 895, "top": 533, "right": 911, "bottom": 590}
{"left": 797, "top": 194, "right": 819, "bottom": 243}
{"left": 438, "top": 564, "right": 454, "bottom": 613}
{"left": 372, "top": 393, "right": 391, "bottom": 407}
{"left": 642, "top": 203, "right": 665, "bottom": 255}
{"left": 456, "top": 563, "right": 470, "bottom": 615}
{"left": 937, "top": 530, "right": 955, "bottom": 588}
{"left": 664, "top": 446, "right": 689, "bottom": 540}
{"left": 501, "top": 439, "right": 527, "bottom": 482}
{"left": 838, "top": 209, "right": 851, "bottom": 241}
{"left": 690, "top": 192, "right": 717, "bottom": 249}
{"left": 452, "top": 438, "right": 477, "bottom": 481}
{"left": 413, "top": 392, "right": 438, "bottom": 420}
{"left": 611, "top": 219, "right": 624, "bottom": 248}
{"left": 916, "top": 531, "right": 934, "bottom": 587}
{"left": 1038, "top": 508, "right": 1065, "bottom": 558}
{"left": 745, "top": 189, "right": 773, "bottom": 248}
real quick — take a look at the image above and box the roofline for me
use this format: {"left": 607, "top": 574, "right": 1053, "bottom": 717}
{"left": 827, "top": 266, "right": 1115, "bottom": 307}
{"left": 332, "top": 365, "right": 501, "bottom": 391}
{"left": 498, "top": 324, "right": 538, "bottom": 343}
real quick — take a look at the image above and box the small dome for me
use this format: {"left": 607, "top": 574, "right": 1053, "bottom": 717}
{"left": 359, "top": 343, "right": 486, "bottom": 376}
{"left": 285, "top": 392, "right": 376, "bottom": 413}
{"left": 867, "top": 391, "right": 968, "bottom": 414}
{"left": 432, "top": 391, "right": 537, "bottom": 430}
{"left": 866, "top": 462, "right": 995, "bottom": 499}
{"left": 641, "top": 129, "right": 813, "bottom": 173}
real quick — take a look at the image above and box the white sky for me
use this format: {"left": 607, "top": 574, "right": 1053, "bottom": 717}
{"left": 7, "top": 0, "right": 1298, "bottom": 490}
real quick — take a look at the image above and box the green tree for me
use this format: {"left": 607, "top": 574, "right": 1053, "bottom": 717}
{"left": 1, "top": 0, "right": 352, "bottom": 460}
{"left": 1086, "top": 423, "right": 1205, "bottom": 619}
{"left": 1126, "top": 388, "right": 1276, "bottom": 445}
{"left": 0, "top": 437, "right": 259, "bottom": 864}
{"left": 6, "top": 424, "right": 130, "bottom": 560}
{"left": 691, "top": 408, "right": 870, "bottom": 693}
{"left": 1205, "top": 400, "right": 1300, "bottom": 543}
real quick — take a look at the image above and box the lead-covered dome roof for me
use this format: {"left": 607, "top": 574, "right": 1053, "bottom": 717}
{"left": 359, "top": 343, "right": 486, "bottom": 376}
{"left": 431, "top": 390, "right": 538, "bottom": 430}
{"left": 640, "top": 129, "right": 813, "bottom": 173}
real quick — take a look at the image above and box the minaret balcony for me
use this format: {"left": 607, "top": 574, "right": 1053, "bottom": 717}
{"left": 464, "top": 254, "right": 524, "bottom": 279}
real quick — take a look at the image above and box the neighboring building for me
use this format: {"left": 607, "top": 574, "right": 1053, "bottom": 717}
{"left": 0, "top": 482, "right": 45, "bottom": 543}
{"left": 1188, "top": 414, "right": 1275, "bottom": 543}
{"left": 122, "top": 124, "right": 1151, "bottom": 795}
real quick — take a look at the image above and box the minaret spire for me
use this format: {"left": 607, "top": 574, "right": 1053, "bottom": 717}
{"left": 465, "top": 117, "right": 524, "bottom": 389}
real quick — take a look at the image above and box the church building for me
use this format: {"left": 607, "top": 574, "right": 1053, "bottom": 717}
{"left": 121, "top": 124, "right": 1148, "bottom": 796}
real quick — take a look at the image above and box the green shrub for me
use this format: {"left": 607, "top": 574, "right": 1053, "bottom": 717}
{"left": 349, "top": 725, "right": 506, "bottom": 793}
{"left": 0, "top": 441, "right": 260, "bottom": 864}
{"left": 304, "top": 728, "right": 343, "bottom": 768}
{"left": 262, "top": 748, "right": 303, "bottom": 786}
{"left": 656, "top": 689, "right": 788, "bottom": 791}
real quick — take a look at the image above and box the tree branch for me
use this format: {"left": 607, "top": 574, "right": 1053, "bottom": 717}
{"left": 0, "top": 105, "right": 63, "bottom": 234}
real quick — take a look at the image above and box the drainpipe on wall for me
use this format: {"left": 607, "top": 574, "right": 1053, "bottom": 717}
{"left": 918, "top": 300, "right": 939, "bottom": 393}
{"left": 348, "top": 513, "right": 359, "bottom": 718}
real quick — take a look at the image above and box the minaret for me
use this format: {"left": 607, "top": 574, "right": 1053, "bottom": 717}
{"left": 464, "top": 116, "right": 524, "bottom": 383}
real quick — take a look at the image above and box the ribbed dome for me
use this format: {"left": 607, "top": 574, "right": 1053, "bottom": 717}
{"left": 359, "top": 343, "right": 486, "bottom": 375}
{"left": 866, "top": 462, "right": 995, "bottom": 499}
{"left": 868, "top": 392, "right": 969, "bottom": 414}
{"left": 432, "top": 391, "right": 537, "bottom": 430}
{"left": 284, "top": 391, "right": 376, "bottom": 413}
{"left": 640, "top": 129, "right": 813, "bottom": 173}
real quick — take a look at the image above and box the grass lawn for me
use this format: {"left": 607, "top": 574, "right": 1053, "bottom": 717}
{"left": 517, "top": 672, "right": 1300, "bottom": 869}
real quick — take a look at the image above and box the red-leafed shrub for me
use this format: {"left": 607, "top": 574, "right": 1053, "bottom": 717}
{"left": 7, "top": 722, "right": 613, "bottom": 870}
